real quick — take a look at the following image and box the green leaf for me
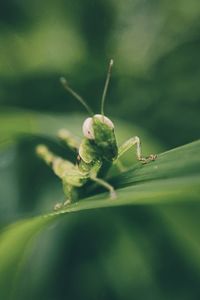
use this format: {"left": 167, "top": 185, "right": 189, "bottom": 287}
{"left": 0, "top": 215, "right": 55, "bottom": 298}
{"left": 0, "top": 109, "right": 199, "bottom": 298}
{"left": 0, "top": 139, "right": 199, "bottom": 299}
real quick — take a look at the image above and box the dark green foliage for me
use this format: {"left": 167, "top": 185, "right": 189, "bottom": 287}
{"left": 0, "top": 0, "right": 200, "bottom": 299}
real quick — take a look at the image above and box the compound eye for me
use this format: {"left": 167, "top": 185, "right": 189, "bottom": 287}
{"left": 94, "top": 114, "right": 114, "bottom": 129}
{"left": 82, "top": 117, "right": 95, "bottom": 139}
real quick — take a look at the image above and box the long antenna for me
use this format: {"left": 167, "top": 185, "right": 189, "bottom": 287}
{"left": 60, "top": 77, "right": 94, "bottom": 116}
{"left": 101, "top": 59, "right": 114, "bottom": 115}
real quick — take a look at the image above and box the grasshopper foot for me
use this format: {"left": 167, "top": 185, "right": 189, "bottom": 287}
{"left": 63, "top": 199, "right": 71, "bottom": 207}
{"left": 110, "top": 189, "right": 117, "bottom": 200}
{"left": 54, "top": 202, "right": 63, "bottom": 211}
{"left": 54, "top": 199, "right": 71, "bottom": 211}
{"left": 140, "top": 154, "right": 157, "bottom": 164}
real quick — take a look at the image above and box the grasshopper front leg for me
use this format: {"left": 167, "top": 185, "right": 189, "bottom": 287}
{"left": 117, "top": 136, "right": 157, "bottom": 164}
{"left": 57, "top": 129, "right": 80, "bottom": 151}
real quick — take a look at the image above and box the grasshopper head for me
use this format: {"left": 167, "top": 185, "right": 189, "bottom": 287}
{"left": 82, "top": 114, "right": 118, "bottom": 161}
{"left": 61, "top": 59, "right": 117, "bottom": 161}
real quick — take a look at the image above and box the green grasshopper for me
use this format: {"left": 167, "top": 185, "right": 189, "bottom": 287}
{"left": 36, "top": 59, "right": 156, "bottom": 210}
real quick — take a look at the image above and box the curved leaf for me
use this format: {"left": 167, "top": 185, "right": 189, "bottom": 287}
{"left": 0, "top": 108, "right": 199, "bottom": 299}
{"left": 0, "top": 139, "right": 200, "bottom": 299}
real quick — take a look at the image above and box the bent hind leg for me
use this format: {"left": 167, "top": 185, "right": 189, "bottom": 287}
{"left": 36, "top": 144, "right": 75, "bottom": 210}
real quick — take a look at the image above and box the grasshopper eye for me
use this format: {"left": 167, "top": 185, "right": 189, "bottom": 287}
{"left": 82, "top": 117, "right": 95, "bottom": 139}
{"left": 94, "top": 114, "right": 114, "bottom": 129}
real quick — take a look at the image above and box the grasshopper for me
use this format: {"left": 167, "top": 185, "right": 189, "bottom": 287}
{"left": 36, "top": 59, "right": 156, "bottom": 210}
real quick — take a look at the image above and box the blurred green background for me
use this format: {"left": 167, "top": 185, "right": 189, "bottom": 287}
{"left": 0, "top": 0, "right": 200, "bottom": 299}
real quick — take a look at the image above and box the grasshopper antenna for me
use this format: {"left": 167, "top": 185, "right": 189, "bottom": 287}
{"left": 60, "top": 77, "right": 94, "bottom": 116}
{"left": 101, "top": 59, "right": 114, "bottom": 115}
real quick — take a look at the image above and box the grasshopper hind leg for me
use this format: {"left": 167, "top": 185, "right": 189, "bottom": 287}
{"left": 36, "top": 144, "right": 77, "bottom": 210}
{"left": 54, "top": 182, "right": 73, "bottom": 211}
